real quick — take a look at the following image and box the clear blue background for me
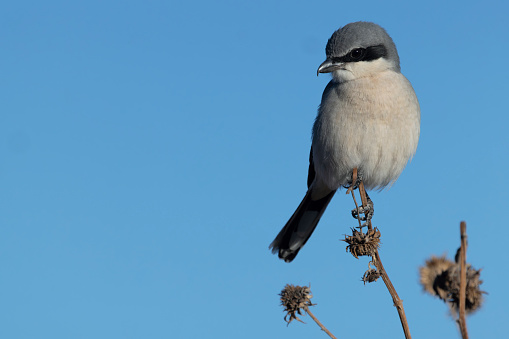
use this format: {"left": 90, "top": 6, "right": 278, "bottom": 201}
{"left": 1, "top": 1, "right": 507, "bottom": 338}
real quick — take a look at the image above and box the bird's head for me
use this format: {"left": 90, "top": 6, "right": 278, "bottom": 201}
{"left": 317, "top": 22, "right": 401, "bottom": 82}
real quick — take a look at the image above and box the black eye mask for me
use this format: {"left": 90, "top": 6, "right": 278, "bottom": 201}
{"left": 331, "top": 44, "right": 388, "bottom": 64}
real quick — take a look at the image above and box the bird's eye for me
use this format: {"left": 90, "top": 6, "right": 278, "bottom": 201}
{"left": 349, "top": 48, "right": 365, "bottom": 61}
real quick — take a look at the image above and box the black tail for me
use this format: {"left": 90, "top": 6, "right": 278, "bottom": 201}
{"left": 269, "top": 189, "right": 336, "bottom": 262}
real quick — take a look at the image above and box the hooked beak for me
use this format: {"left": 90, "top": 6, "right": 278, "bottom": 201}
{"left": 317, "top": 58, "right": 344, "bottom": 76}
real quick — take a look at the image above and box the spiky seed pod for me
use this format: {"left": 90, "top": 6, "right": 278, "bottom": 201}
{"left": 279, "top": 284, "right": 315, "bottom": 324}
{"left": 419, "top": 255, "right": 454, "bottom": 296}
{"left": 362, "top": 268, "right": 381, "bottom": 284}
{"left": 420, "top": 256, "right": 485, "bottom": 314}
{"left": 442, "top": 264, "right": 485, "bottom": 314}
{"left": 343, "top": 227, "right": 381, "bottom": 258}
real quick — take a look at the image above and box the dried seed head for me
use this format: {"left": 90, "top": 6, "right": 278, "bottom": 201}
{"left": 362, "top": 268, "right": 381, "bottom": 284}
{"left": 420, "top": 256, "right": 485, "bottom": 314}
{"left": 279, "top": 284, "right": 314, "bottom": 324}
{"left": 442, "top": 264, "right": 485, "bottom": 314}
{"left": 343, "top": 227, "right": 381, "bottom": 258}
{"left": 419, "top": 255, "right": 454, "bottom": 295}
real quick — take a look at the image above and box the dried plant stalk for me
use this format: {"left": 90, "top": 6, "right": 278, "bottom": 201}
{"left": 458, "top": 221, "right": 469, "bottom": 339}
{"left": 278, "top": 284, "right": 337, "bottom": 339}
{"left": 357, "top": 180, "right": 412, "bottom": 339}
{"left": 419, "top": 222, "right": 485, "bottom": 338}
{"left": 304, "top": 306, "right": 338, "bottom": 339}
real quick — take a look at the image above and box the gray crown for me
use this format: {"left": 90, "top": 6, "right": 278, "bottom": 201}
{"left": 325, "top": 22, "right": 400, "bottom": 71}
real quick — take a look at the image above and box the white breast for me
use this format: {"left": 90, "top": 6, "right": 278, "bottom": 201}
{"left": 312, "top": 70, "right": 420, "bottom": 190}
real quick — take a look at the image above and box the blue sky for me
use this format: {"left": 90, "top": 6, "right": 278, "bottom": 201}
{"left": 1, "top": 0, "right": 508, "bottom": 338}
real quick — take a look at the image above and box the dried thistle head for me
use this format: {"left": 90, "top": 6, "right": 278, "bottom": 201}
{"left": 362, "top": 268, "right": 381, "bottom": 284}
{"left": 279, "top": 284, "right": 314, "bottom": 324}
{"left": 419, "top": 255, "right": 454, "bottom": 295}
{"left": 343, "top": 227, "right": 381, "bottom": 259}
{"left": 442, "top": 264, "right": 485, "bottom": 314}
{"left": 420, "top": 256, "right": 485, "bottom": 314}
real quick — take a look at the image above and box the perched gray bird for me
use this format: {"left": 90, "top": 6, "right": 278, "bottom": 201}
{"left": 270, "top": 22, "right": 420, "bottom": 262}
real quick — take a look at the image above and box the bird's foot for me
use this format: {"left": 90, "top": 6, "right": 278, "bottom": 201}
{"left": 351, "top": 196, "right": 374, "bottom": 222}
{"left": 344, "top": 170, "right": 364, "bottom": 192}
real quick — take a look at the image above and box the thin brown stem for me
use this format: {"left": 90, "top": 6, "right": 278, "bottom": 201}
{"left": 350, "top": 190, "right": 363, "bottom": 229}
{"left": 347, "top": 168, "right": 362, "bottom": 229}
{"left": 373, "top": 251, "right": 412, "bottom": 339}
{"left": 346, "top": 168, "right": 358, "bottom": 195}
{"left": 304, "top": 306, "right": 338, "bottom": 339}
{"left": 458, "top": 221, "right": 469, "bottom": 339}
{"left": 357, "top": 183, "right": 412, "bottom": 339}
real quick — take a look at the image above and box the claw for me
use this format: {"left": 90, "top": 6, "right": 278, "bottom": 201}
{"left": 352, "top": 201, "right": 374, "bottom": 232}
{"left": 351, "top": 199, "right": 374, "bottom": 221}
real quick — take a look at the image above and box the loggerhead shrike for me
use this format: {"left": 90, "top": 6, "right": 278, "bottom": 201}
{"left": 270, "top": 22, "right": 420, "bottom": 262}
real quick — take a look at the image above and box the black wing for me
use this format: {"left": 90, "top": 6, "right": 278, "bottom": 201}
{"left": 307, "top": 146, "right": 315, "bottom": 188}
